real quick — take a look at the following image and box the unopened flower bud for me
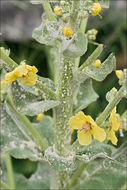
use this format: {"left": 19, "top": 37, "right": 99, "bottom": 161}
{"left": 93, "top": 59, "right": 101, "bottom": 68}
{"left": 91, "top": 3, "right": 102, "bottom": 16}
{"left": 116, "top": 70, "right": 124, "bottom": 79}
{"left": 63, "top": 27, "right": 72, "bottom": 37}
{"left": 54, "top": 6, "right": 61, "bottom": 16}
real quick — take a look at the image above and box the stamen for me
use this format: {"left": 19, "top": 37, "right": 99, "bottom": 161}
{"left": 82, "top": 122, "right": 91, "bottom": 131}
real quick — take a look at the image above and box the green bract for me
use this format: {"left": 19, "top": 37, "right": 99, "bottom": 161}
{"left": 62, "top": 33, "right": 88, "bottom": 58}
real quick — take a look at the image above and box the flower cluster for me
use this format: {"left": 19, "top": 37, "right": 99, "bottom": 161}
{"left": 87, "top": 29, "right": 98, "bottom": 40}
{"left": 1, "top": 63, "right": 38, "bottom": 85}
{"left": 68, "top": 108, "right": 121, "bottom": 146}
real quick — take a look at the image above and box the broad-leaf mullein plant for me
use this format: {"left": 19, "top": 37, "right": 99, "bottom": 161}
{"left": 0, "top": 1, "right": 126, "bottom": 190}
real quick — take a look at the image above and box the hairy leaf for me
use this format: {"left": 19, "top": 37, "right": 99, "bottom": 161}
{"left": 45, "top": 147, "right": 75, "bottom": 171}
{"left": 73, "top": 141, "right": 126, "bottom": 190}
{"left": 74, "top": 79, "right": 99, "bottom": 112}
{"left": 11, "top": 81, "right": 59, "bottom": 116}
{"left": 33, "top": 115, "right": 54, "bottom": 146}
{"left": 62, "top": 33, "right": 88, "bottom": 58}
{"left": 1, "top": 162, "right": 50, "bottom": 189}
{"left": 0, "top": 103, "right": 43, "bottom": 161}
{"left": 32, "top": 22, "right": 60, "bottom": 46}
{"left": 76, "top": 54, "right": 116, "bottom": 82}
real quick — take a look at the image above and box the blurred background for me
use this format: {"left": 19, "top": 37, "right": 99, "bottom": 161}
{"left": 1, "top": 0, "right": 127, "bottom": 178}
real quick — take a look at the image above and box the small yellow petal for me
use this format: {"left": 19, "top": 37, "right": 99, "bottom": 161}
{"left": 92, "top": 126, "right": 106, "bottom": 142}
{"left": 107, "top": 129, "right": 118, "bottom": 145}
{"left": 31, "top": 66, "right": 38, "bottom": 73}
{"left": 115, "top": 70, "right": 123, "bottom": 79}
{"left": 36, "top": 113, "right": 43, "bottom": 122}
{"left": 25, "top": 65, "right": 38, "bottom": 73}
{"left": 68, "top": 111, "right": 86, "bottom": 129}
{"left": 21, "top": 72, "right": 37, "bottom": 85}
{"left": 54, "top": 6, "right": 61, "bottom": 16}
{"left": 110, "top": 107, "right": 120, "bottom": 131}
{"left": 71, "top": 128, "right": 74, "bottom": 134}
{"left": 14, "top": 65, "right": 28, "bottom": 77}
{"left": 45, "top": 19, "right": 49, "bottom": 23}
{"left": 63, "top": 27, "right": 72, "bottom": 37}
{"left": 78, "top": 130, "right": 92, "bottom": 146}
{"left": 85, "top": 115, "right": 98, "bottom": 128}
{"left": 91, "top": 3, "right": 102, "bottom": 16}
{"left": 1, "top": 71, "right": 18, "bottom": 84}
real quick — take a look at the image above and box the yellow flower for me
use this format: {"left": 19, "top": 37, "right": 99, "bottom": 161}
{"left": 93, "top": 59, "right": 101, "bottom": 68}
{"left": 63, "top": 27, "right": 72, "bottom": 37}
{"left": 91, "top": 3, "right": 102, "bottom": 16}
{"left": 54, "top": 6, "right": 61, "bottom": 16}
{"left": 107, "top": 107, "right": 120, "bottom": 145}
{"left": 1, "top": 64, "right": 38, "bottom": 85}
{"left": 115, "top": 70, "right": 123, "bottom": 79}
{"left": 36, "top": 113, "right": 43, "bottom": 122}
{"left": 68, "top": 111, "right": 106, "bottom": 146}
{"left": 109, "top": 107, "right": 120, "bottom": 131}
{"left": 45, "top": 19, "right": 49, "bottom": 23}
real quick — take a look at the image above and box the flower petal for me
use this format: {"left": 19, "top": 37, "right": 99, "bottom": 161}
{"left": 68, "top": 111, "right": 86, "bottom": 129}
{"left": 107, "top": 129, "right": 118, "bottom": 145}
{"left": 110, "top": 107, "right": 120, "bottom": 131}
{"left": 14, "top": 65, "right": 28, "bottom": 77}
{"left": 78, "top": 130, "right": 92, "bottom": 146}
{"left": 21, "top": 72, "right": 37, "bottom": 85}
{"left": 85, "top": 115, "right": 98, "bottom": 127}
{"left": 92, "top": 126, "right": 106, "bottom": 142}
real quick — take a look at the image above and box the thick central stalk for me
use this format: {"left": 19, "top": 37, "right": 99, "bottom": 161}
{"left": 51, "top": 56, "right": 74, "bottom": 189}
{"left": 54, "top": 56, "right": 74, "bottom": 156}
{"left": 51, "top": 1, "right": 80, "bottom": 189}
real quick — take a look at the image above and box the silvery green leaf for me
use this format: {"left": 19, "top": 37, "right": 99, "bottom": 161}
{"left": 73, "top": 141, "right": 126, "bottom": 190}
{"left": 45, "top": 147, "right": 75, "bottom": 171}
{"left": 37, "top": 75, "right": 56, "bottom": 92}
{"left": 20, "top": 100, "right": 59, "bottom": 116}
{"left": 11, "top": 81, "right": 59, "bottom": 116}
{"left": 28, "top": 162, "right": 50, "bottom": 189}
{"left": 1, "top": 162, "right": 50, "bottom": 189}
{"left": 1, "top": 103, "right": 43, "bottom": 161}
{"left": 77, "top": 53, "right": 116, "bottom": 82}
{"left": 75, "top": 140, "right": 115, "bottom": 158}
{"left": 32, "top": 22, "right": 61, "bottom": 46}
{"left": 11, "top": 81, "right": 39, "bottom": 110}
{"left": 74, "top": 79, "right": 99, "bottom": 113}
{"left": 33, "top": 115, "right": 54, "bottom": 146}
{"left": 62, "top": 33, "right": 88, "bottom": 58}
